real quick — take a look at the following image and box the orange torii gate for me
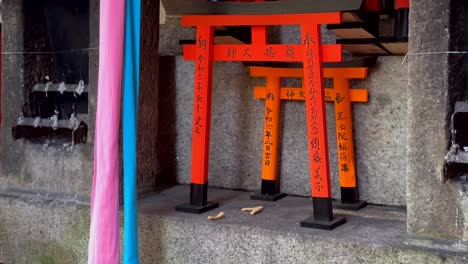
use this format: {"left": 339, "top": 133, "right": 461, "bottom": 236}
{"left": 175, "top": 12, "right": 346, "bottom": 230}
{"left": 251, "top": 66, "right": 369, "bottom": 210}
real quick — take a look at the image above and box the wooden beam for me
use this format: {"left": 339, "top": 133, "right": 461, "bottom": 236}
{"left": 182, "top": 13, "right": 342, "bottom": 26}
{"left": 162, "top": 0, "right": 363, "bottom": 16}
{"left": 253, "top": 87, "right": 368, "bottom": 103}
{"left": 184, "top": 44, "right": 343, "bottom": 62}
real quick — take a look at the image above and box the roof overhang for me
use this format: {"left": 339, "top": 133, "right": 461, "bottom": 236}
{"left": 161, "top": 0, "right": 363, "bottom": 16}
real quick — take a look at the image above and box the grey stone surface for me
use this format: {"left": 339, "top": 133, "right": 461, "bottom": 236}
{"left": 0, "top": 0, "right": 96, "bottom": 198}
{"left": 0, "top": 198, "right": 90, "bottom": 264}
{"left": 2, "top": 186, "right": 468, "bottom": 264}
{"left": 159, "top": 55, "right": 408, "bottom": 206}
{"left": 0, "top": 0, "right": 160, "bottom": 198}
{"left": 406, "top": 0, "right": 468, "bottom": 240}
{"left": 159, "top": 18, "right": 195, "bottom": 56}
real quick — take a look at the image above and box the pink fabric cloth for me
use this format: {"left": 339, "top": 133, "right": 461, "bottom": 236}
{"left": 87, "top": 0, "right": 125, "bottom": 263}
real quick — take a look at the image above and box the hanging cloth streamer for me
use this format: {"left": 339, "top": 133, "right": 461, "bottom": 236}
{"left": 123, "top": 0, "right": 141, "bottom": 263}
{"left": 87, "top": 0, "right": 125, "bottom": 263}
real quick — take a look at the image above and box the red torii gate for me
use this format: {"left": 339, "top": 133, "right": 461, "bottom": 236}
{"left": 175, "top": 12, "right": 346, "bottom": 230}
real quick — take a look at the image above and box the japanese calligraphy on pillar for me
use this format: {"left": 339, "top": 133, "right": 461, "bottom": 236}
{"left": 301, "top": 24, "right": 332, "bottom": 198}
{"left": 262, "top": 77, "right": 281, "bottom": 181}
{"left": 264, "top": 104, "right": 273, "bottom": 167}
{"left": 194, "top": 34, "right": 208, "bottom": 135}
{"left": 333, "top": 78, "right": 357, "bottom": 188}
{"left": 191, "top": 26, "right": 214, "bottom": 185}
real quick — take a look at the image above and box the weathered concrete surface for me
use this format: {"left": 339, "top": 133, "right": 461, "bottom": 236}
{"left": 158, "top": 55, "right": 408, "bottom": 206}
{"left": 159, "top": 18, "right": 195, "bottom": 56}
{"left": 1, "top": 186, "right": 468, "bottom": 264}
{"left": 0, "top": 198, "right": 90, "bottom": 264}
{"left": 406, "top": 0, "right": 468, "bottom": 239}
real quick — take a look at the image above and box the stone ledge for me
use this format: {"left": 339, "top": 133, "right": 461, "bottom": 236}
{"left": 139, "top": 185, "right": 468, "bottom": 263}
{"left": 1, "top": 185, "right": 468, "bottom": 263}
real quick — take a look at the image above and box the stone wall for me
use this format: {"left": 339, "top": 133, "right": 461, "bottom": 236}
{"left": 0, "top": 0, "right": 160, "bottom": 201}
{"left": 406, "top": 0, "right": 468, "bottom": 240}
{"left": 0, "top": 0, "right": 96, "bottom": 201}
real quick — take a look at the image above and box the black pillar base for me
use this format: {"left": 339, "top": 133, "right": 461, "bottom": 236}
{"left": 394, "top": 8, "right": 409, "bottom": 40}
{"left": 335, "top": 187, "right": 367, "bottom": 210}
{"left": 362, "top": 12, "right": 380, "bottom": 37}
{"left": 251, "top": 179, "right": 287, "bottom": 201}
{"left": 250, "top": 192, "right": 287, "bottom": 201}
{"left": 301, "top": 197, "right": 346, "bottom": 230}
{"left": 333, "top": 200, "right": 367, "bottom": 211}
{"left": 175, "top": 182, "right": 219, "bottom": 214}
{"left": 175, "top": 202, "right": 219, "bottom": 214}
{"left": 300, "top": 214, "right": 346, "bottom": 230}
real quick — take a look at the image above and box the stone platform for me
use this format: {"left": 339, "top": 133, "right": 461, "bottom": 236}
{"left": 1, "top": 185, "right": 468, "bottom": 263}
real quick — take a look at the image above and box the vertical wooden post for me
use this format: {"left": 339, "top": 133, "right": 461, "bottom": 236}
{"left": 176, "top": 25, "right": 219, "bottom": 214}
{"left": 300, "top": 24, "right": 345, "bottom": 230}
{"left": 362, "top": 0, "right": 382, "bottom": 37}
{"left": 251, "top": 75, "right": 287, "bottom": 201}
{"left": 332, "top": 75, "right": 366, "bottom": 210}
{"left": 394, "top": 0, "right": 409, "bottom": 40}
{"left": 249, "top": 10, "right": 287, "bottom": 201}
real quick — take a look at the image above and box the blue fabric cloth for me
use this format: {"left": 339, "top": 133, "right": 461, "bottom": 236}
{"left": 122, "top": 0, "right": 141, "bottom": 263}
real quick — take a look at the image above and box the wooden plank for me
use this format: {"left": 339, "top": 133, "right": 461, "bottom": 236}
{"left": 162, "top": 0, "right": 363, "bottom": 16}
{"left": 14, "top": 117, "right": 82, "bottom": 129}
{"left": 182, "top": 13, "right": 342, "bottom": 26}
{"left": 32, "top": 83, "right": 89, "bottom": 93}
{"left": 342, "top": 43, "right": 389, "bottom": 55}
{"left": 381, "top": 42, "right": 408, "bottom": 55}
{"left": 330, "top": 27, "right": 376, "bottom": 39}
{"left": 337, "top": 38, "right": 390, "bottom": 55}
{"left": 342, "top": 12, "right": 362, "bottom": 22}
{"left": 327, "top": 23, "right": 377, "bottom": 39}
{"left": 184, "top": 44, "right": 343, "bottom": 62}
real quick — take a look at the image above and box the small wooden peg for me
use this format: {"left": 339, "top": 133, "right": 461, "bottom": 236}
{"left": 242, "top": 206, "right": 264, "bottom": 215}
{"left": 207, "top": 212, "right": 225, "bottom": 220}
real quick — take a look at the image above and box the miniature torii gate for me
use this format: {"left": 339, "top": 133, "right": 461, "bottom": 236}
{"left": 175, "top": 12, "right": 346, "bottom": 229}
{"left": 251, "top": 66, "right": 369, "bottom": 210}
